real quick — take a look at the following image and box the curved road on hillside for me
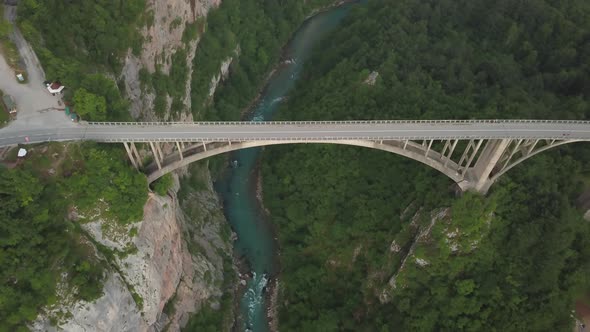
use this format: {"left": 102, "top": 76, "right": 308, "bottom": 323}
{"left": 1, "top": 120, "right": 590, "bottom": 148}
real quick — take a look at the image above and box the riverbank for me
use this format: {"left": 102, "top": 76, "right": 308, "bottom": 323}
{"left": 233, "top": 255, "right": 252, "bottom": 330}
{"left": 254, "top": 162, "right": 281, "bottom": 331}
{"left": 239, "top": 0, "right": 359, "bottom": 119}
{"left": 265, "top": 277, "right": 280, "bottom": 331}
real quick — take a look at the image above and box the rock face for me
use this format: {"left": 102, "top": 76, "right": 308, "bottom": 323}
{"left": 31, "top": 274, "right": 147, "bottom": 332}
{"left": 167, "top": 168, "right": 234, "bottom": 331}
{"left": 121, "top": 0, "right": 221, "bottom": 120}
{"left": 208, "top": 55, "right": 235, "bottom": 97}
{"left": 118, "top": 193, "right": 185, "bottom": 327}
{"left": 33, "top": 2, "right": 237, "bottom": 331}
{"left": 33, "top": 171, "right": 233, "bottom": 331}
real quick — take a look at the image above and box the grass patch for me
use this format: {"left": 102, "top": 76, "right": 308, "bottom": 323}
{"left": 4, "top": 146, "right": 19, "bottom": 161}
{"left": 130, "top": 286, "right": 144, "bottom": 310}
{"left": 0, "top": 89, "right": 11, "bottom": 126}
{"left": 116, "top": 245, "right": 139, "bottom": 259}
{"left": 128, "top": 226, "right": 139, "bottom": 238}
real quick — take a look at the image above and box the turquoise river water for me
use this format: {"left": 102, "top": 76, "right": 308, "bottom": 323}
{"left": 215, "top": 3, "right": 357, "bottom": 331}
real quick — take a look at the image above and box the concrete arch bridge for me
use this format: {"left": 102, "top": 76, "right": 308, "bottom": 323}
{"left": 91, "top": 120, "right": 588, "bottom": 194}
{"left": 1, "top": 120, "right": 588, "bottom": 193}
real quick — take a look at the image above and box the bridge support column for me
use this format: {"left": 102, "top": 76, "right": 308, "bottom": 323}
{"left": 457, "top": 139, "right": 484, "bottom": 176}
{"left": 129, "top": 142, "right": 142, "bottom": 166}
{"left": 156, "top": 142, "right": 165, "bottom": 162}
{"left": 176, "top": 142, "right": 183, "bottom": 160}
{"left": 458, "top": 140, "right": 475, "bottom": 169}
{"left": 524, "top": 139, "right": 539, "bottom": 155}
{"left": 499, "top": 139, "right": 523, "bottom": 171}
{"left": 123, "top": 142, "right": 139, "bottom": 169}
{"left": 469, "top": 139, "right": 512, "bottom": 193}
{"left": 462, "top": 139, "right": 484, "bottom": 176}
{"left": 149, "top": 142, "right": 162, "bottom": 170}
{"left": 444, "top": 139, "right": 459, "bottom": 166}
{"left": 425, "top": 140, "right": 433, "bottom": 157}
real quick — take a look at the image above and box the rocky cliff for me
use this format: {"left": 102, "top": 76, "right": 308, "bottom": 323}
{"left": 33, "top": 168, "right": 233, "bottom": 331}
{"left": 31, "top": 2, "right": 238, "bottom": 330}
{"left": 121, "top": 0, "right": 222, "bottom": 121}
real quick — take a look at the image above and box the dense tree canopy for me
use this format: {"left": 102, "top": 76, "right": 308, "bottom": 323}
{"left": 261, "top": 0, "right": 590, "bottom": 330}
{"left": 0, "top": 143, "right": 147, "bottom": 330}
{"left": 189, "top": 0, "right": 334, "bottom": 120}
{"left": 73, "top": 88, "right": 107, "bottom": 121}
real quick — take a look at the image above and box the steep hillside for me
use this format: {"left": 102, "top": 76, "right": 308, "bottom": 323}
{"left": 9, "top": 1, "right": 236, "bottom": 331}
{"left": 0, "top": 143, "right": 146, "bottom": 331}
{"left": 121, "top": 0, "right": 221, "bottom": 121}
{"left": 262, "top": 0, "right": 590, "bottom": 330}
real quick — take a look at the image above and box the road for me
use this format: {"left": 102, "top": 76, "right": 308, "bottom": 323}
{"left": 1, "top": 120, "right": 590, "bottom": 148}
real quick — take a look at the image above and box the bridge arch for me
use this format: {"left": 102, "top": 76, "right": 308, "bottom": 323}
{"left": 146, "top": 139, "right": 466, "bottom": 185}
{"left": 487, "top": 139, "right": 583, "bottom": 185}
{"left": 137, "top": 137, "right": 582, "bottom": 194}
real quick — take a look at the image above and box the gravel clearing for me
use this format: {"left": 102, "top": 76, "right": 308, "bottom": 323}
{"left": 0, "top": 4, "right": 74, "bottom": 133}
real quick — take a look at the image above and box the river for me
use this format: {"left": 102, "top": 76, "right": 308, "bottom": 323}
{"left": 215, "top": 3, "right": 356, "bottom": 331}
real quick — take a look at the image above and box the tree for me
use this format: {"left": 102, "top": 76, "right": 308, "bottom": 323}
{"left": 73, "top": 88, "right": 106, "bottom": 120}
{"left": 152, "top": 173, "right": 174, "bottom": 196}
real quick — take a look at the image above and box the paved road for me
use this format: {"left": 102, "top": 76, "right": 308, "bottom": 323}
{"left": 1, "top": 120, "right": 590, "bottom": 148}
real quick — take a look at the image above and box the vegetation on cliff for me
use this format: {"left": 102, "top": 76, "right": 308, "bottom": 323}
{"left": 0, "top": 143, "right": 147, "bottom": 330}
{"left": 262, "top": 0, "right": 590, "bottom": 330}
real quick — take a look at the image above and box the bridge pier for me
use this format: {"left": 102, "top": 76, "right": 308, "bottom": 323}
{"left": 467, "top": 139, "right": 512, "bottom": 193}
{"left": 443, "top": 139, "right": 459, "bottom": 166}
{"left": 123, "top": 142, "right": 138, "bottom": 169}
{"left": 175, "top": 142, "right": 183, "bottom": 160}
{"left": 155, "top": 142, "right": 165, "bottom": 162}
{"left": 130, "top": 143, "right": 141, "bottom": 164}
{"left": 149, "top": 142, "right": 162, "bottom": 170}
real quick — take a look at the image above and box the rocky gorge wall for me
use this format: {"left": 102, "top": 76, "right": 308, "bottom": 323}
{"left": 121, "top": 0, "right": 224, "bottom": 121}
{"left": 32, "top": 168, "right": 233, "bottom": 331}
{"left": 31, "top": 1, "right": 239, "bottom": 330}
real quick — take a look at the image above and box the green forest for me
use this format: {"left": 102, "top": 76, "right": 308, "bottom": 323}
{"left": 189, "top": 0, "right": 334, "bottom": 121}
{"left": 0, "top": 144, "right": 146, "bottom": 331}
{"left": 262, "top": 0, "right": 590, "bottom": 330}
{"left": 3, "top": 0, "right": 590, "bottom": 330}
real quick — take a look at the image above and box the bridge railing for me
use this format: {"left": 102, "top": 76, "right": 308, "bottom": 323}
{"left": 92, "top": 137, "right": 586, "bottom": 143}
{"left": 82, "top": 119, "right": 590, "bottom": 126}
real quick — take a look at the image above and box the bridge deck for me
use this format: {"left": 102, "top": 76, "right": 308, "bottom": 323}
{"left": 1, "top": 120, "right": 589, "bottom": 147}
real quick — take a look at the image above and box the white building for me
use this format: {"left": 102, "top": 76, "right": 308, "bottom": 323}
{"left": 46, "top": 82, "right": 65, "bottom": 95}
